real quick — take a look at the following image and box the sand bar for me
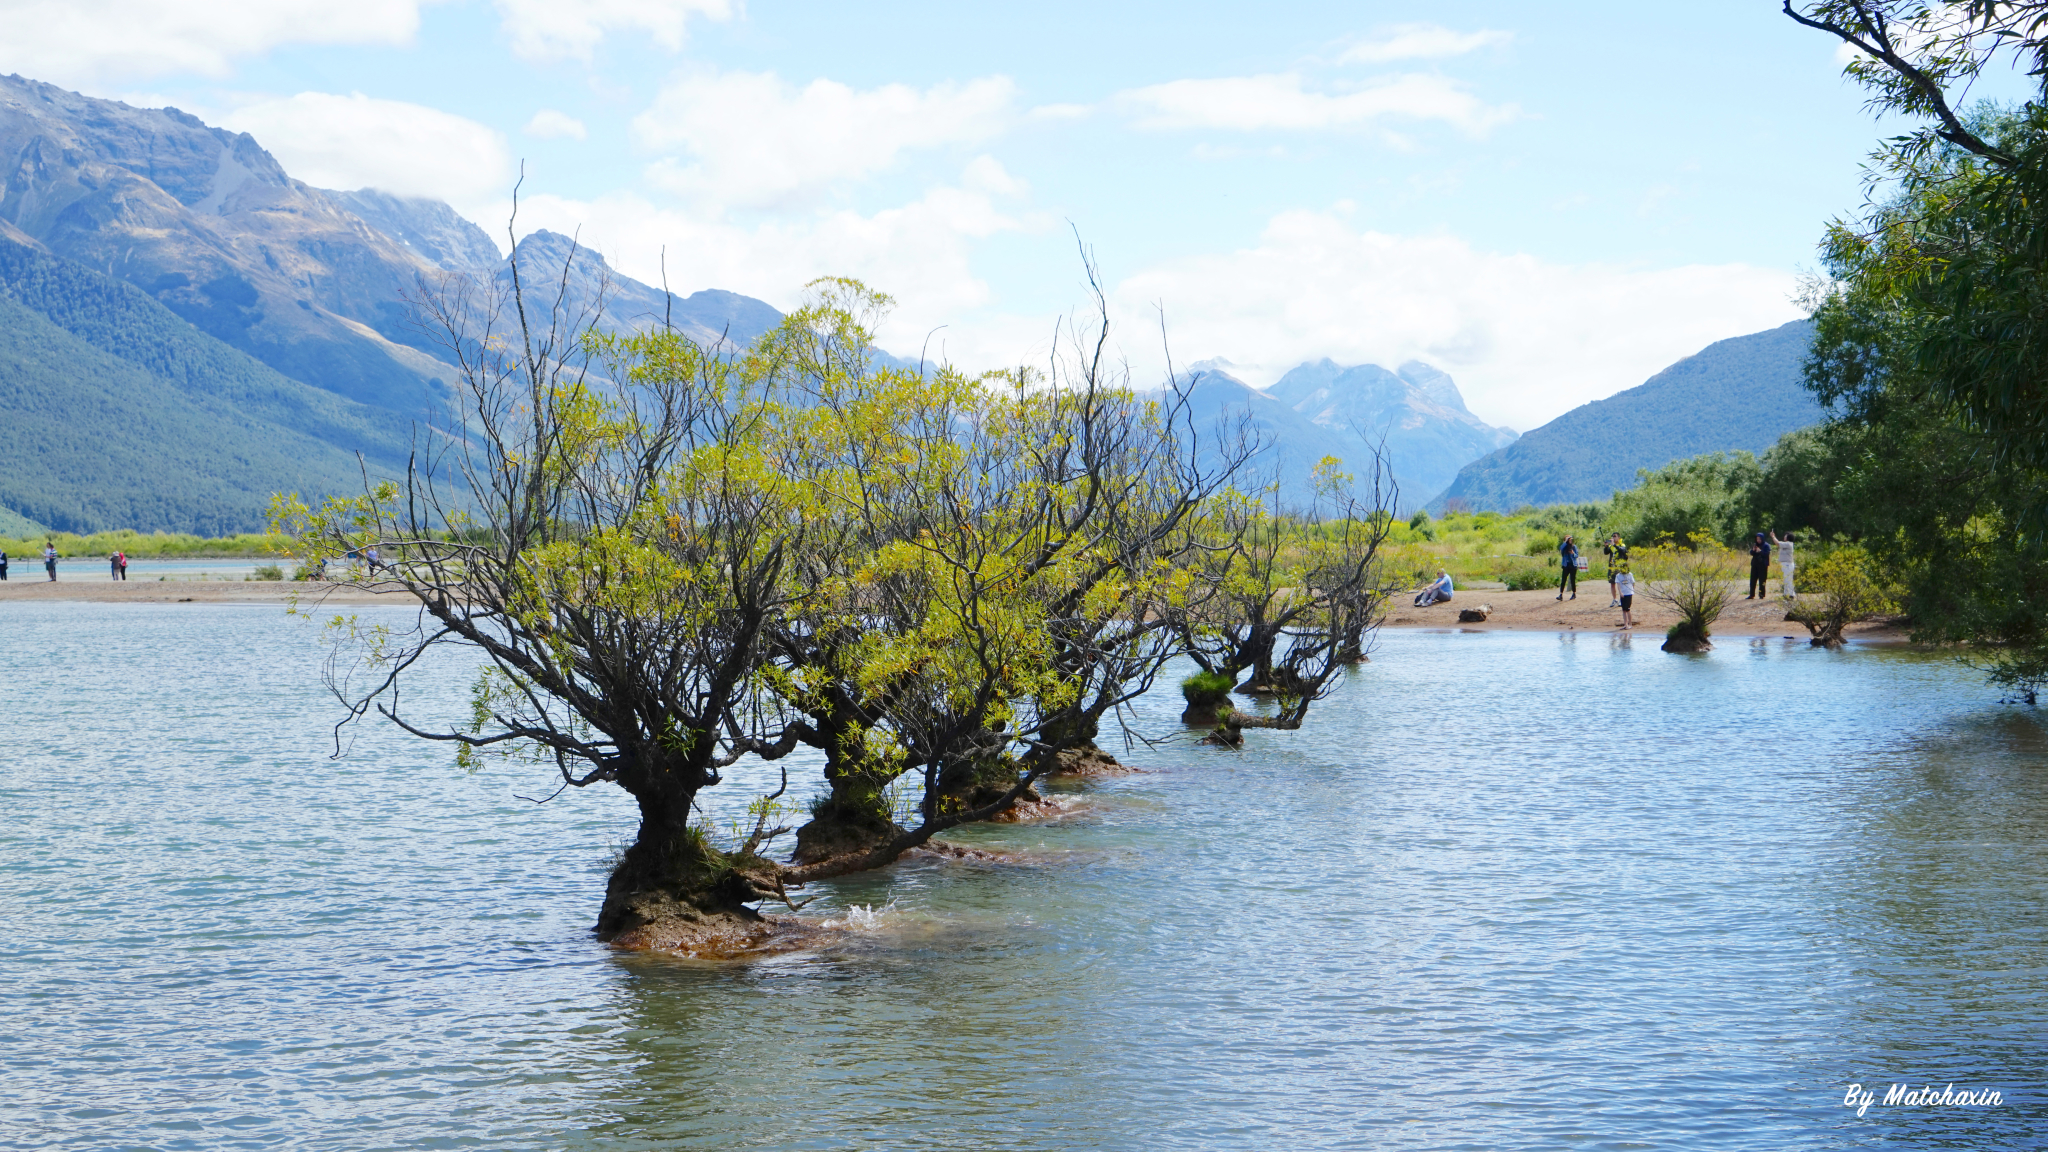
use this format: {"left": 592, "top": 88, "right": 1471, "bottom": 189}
{"left": 0, "top": 579, "right": 401, "bottom": 607}
{"left": 2, "top": 575, "right": 1910, "bottom": 642}
{"left": 1383, "top": 583, "right": 1907, "bottom": 641}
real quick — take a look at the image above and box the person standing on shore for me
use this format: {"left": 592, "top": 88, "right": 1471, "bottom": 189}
{"left": 1557, "top": 535, "right": 1579, "bottom": 600}
{"left": 43, "top": 541, "right": 58, "bottom": 581}
{"left": 1747, "top": 532, "right": 1771, "bottom": 598}
{"left": 1604, "top": 534, "right": 1629, "bottom": 607}
{"left": 1616, "top": 567, "right": 1636, "bottom": 629}
{"left": 365, "top": 545, "right": 381, "bottom": 575}
{"left": 109, "top": 551, "right": 120, "bottom": 580}
{"left": 1770, "top": 529, "right": 1796, "bottom": 597}
{"left": 118, "top": 551, "right": 128, "bottom": 580}
{"left": 1, "top": 549, "right": 8, "bottom": 581}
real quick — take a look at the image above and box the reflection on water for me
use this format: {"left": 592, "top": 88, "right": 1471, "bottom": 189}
{"left": 1, "top": 605, "right": 2042, "bottom": 1150}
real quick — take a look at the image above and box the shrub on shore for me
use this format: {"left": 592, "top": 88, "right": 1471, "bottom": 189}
{"left": 1498, "top": 563, "right": 1553, "bottom": 591}
{"left": 1649, "top": 552, "right": 1733, "bottom": 652}
{"left": 1786, "top": 546, "right": 1894, "bottom": 648}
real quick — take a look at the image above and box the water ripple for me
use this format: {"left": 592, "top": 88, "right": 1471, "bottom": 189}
{"left": 2, "top": 608, "right": 2043, "bottom": 1150}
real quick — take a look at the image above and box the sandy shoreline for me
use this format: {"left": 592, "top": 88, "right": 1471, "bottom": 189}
{"left": 1, "top": 577, "right": 1910, "bottom": 643}
{"left": 0, "top": 579, "right": 399, "bottom": 606}
{"left": 1382, "top": 584, "right": 1908, "bottom": 642}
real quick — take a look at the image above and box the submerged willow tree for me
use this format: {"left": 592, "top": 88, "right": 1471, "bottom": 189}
{"left": 755, "top": 272, "right": 1258, "bottom": 868}
{"left": 277, "top": 237, "right": 1326, "bottom": 948}
{"left": 1170, "top": 458, "right": 1399, "bottom": 741}
{"left": 275, "top": 243, "right": 829, "bottom": 951}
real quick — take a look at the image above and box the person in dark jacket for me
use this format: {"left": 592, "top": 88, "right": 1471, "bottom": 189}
{"left": 0, "top": 549, "right": 8, "bottom": 580}
{"left": 1747, "top": 532, "right": 1771, "bottom": 598}
{"left": 1557, "top": 535, "right": 1579, "bottom": 601}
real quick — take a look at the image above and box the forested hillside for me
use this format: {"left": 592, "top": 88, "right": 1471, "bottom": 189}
{"left": 0, "top": 237, "right": 416, "bottom": 533}
{"left": 1431, "top": 320, "right": 1818, "bottom": 511}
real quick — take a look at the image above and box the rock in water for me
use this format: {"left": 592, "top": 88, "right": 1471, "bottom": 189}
{"left": 1458, "top": 604, "right": 1492, "bottom": 622}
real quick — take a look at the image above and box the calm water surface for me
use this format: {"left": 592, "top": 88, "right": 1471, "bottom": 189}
{"left": 2, "top": 604, "right": 2044, "bottom": 1150}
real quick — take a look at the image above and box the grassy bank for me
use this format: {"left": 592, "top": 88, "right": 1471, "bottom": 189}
{"left": 0, "top": 530, "right": 281, "bottom": 559}
{"left": 1379, "top": 509, "right": 1765, "bottom": 591}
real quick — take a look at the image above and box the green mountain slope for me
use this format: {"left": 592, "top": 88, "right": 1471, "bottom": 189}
{"left": 0, "top": 238, "right": 418, "bottom": 533}
{"left": 1430, "top": 320, "right": 1818, "bottom": 512}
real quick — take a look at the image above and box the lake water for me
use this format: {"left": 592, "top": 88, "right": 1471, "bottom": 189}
{"left": 2, "top": 604, "right": 2042, "bottom": 1150}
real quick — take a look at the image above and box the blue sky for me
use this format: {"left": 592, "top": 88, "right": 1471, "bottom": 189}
{"left": 0, "top": 1, "right": 1952, "bottom": 428}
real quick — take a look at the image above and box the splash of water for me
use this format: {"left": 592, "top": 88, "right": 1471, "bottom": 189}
{"left": 821, "top": 901, "right": 898, "bottom": 932}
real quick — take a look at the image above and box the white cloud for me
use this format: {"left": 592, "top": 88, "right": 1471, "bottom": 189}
{"left": 222, "top": 92, "right": 511, "bottom": 212}
{"left": 1120, "top": 72, "right": 1517, "bottom": 135}
{"left": 634, "top": 69, "right": 1017, "bottom": 209}
{"left": 485, "top": 158, "right": 1041, "bottom": 353}
{"left": 524, "top": 109, "right": 589, "bottom": 139}
{"left": 494, "top": 0, "right": 733, "bottom": 61}
{"left": 1342, "top": 24, "right": 1511, "bottom": 64}
{"left": 0, "top": 0, "right": 420, "bottom": 86}
{"left": 1108, "top": 210, "right": 1802, "bottom": 430}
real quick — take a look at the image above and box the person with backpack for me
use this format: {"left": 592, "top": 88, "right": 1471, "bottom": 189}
{"left": 1557, "top": 535, "right": 1579, "bottom": 601}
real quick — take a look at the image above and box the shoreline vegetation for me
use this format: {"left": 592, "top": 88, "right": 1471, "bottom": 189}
{"left": 0, "top": 575, "right": 1907, "bottom": 637}
{"left": 0, "top": 529, "right": 277, "bottom": 558}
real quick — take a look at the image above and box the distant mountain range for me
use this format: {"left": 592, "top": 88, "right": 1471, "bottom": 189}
{"left": 0, "top": 74, "right": 790, "bottom": 534}
{"left": 1175, "top": 359, "right": 1517, "bottom": 513}
{"left": 0, "top": 72, "right": 1825, "bottom": 535}
{"left": 1430, "top": 320, "right": 1818, "bottom": 512}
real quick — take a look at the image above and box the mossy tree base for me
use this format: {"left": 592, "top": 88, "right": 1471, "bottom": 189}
{"left": 1662, "top": 622, "right": 1712, "bottom": 653}
{"left": 790, "top": 810, "right": 905, "bottom": 866}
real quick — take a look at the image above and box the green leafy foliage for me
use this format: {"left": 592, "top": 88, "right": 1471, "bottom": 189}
{"left": 1498, "top": 564, "right": 1553, "bottom": 591}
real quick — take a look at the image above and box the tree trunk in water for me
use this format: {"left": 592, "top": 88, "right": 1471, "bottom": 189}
{"left": 1233, "top": 627, "right": 1284, "bottom": 694}
{"left": 1044, "top": 710, "right": 1123, "bottom": 775}
{"left": 597, "top": 767, "right": 779, "bottom": 955}
{"left": 934, "top": 743, "right": 1041, "bottom": 819}
{"left": 1337, "top": 625, "right": 1368, "bottom": 664}
{"left": 790, "top": 753, "right": 905, "bottom": 866}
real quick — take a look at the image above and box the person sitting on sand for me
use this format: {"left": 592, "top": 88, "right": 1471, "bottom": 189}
{"left": 1414, "top": 569, "right": 1454, "bottom": 607}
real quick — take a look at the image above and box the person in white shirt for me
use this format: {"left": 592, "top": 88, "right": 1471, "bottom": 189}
{"left": 1414, "top": 570, "right": 1454, "bottom": 607}
{"left": 1769, "top": 529, "right": 1796, "bottom": 597}
{"left": 1616, "top": 569, "right": 1636, "bottom": 628}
